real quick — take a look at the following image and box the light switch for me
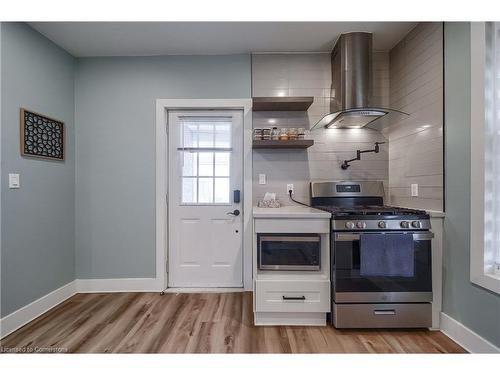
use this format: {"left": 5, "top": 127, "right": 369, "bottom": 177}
{"left": 258, "top": 174, "right": 266, "bottom": 185}
{"left": 411, "top": 183, "right": 418, "bottom": 197}
{"left": 9, "top": 173, "right": 20, "bottom": 189}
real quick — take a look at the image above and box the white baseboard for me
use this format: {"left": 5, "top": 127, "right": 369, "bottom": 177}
{"left": 0, "top": 281, "right": 77, "bottom": 339}
{"left": 440, "top": 312, "right": 500, "bottom": 353}
{"left": 75, "top": 278, "right": 161, "bottom": 293}
{"left": 0, "top": 278, "right": 162, "bottom": 339}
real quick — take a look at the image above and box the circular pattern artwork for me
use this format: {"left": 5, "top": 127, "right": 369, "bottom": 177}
{"left": 21, "top": 109, "right": 64, "bottom": 160}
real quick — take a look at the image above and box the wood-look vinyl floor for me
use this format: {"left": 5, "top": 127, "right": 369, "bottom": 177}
{"left": 0, "top": 292, "right": 466, "bottom": 354}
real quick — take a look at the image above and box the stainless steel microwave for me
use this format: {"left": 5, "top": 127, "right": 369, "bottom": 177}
{"left": 258, "top": 234, "right": 321, "bottom": 271}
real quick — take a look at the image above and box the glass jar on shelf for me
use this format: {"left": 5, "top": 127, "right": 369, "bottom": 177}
{"left": 297, "top": 127, "right": 306, "bottom": 139}
{"left": 271, "top": 127, "right": 280, "bottom": 140}
{"left": 288, "top": 128, "right": 298, "bottom": 140}
{"left": 253, "top": 128, "right": 263, "bottom": 140}
{"left": 279, "top": 128, "right": 289, "bottom": 141}
{"left": 262, "top": 128, "right": 272, "bottom": 140}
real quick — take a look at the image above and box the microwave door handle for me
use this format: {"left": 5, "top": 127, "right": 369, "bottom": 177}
{"left": 335, "top": 233, "right": 434, "bottom": 241}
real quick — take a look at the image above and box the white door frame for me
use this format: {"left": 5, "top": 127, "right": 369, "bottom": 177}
{"left": 155, "top": 99, "right": 253, "bottom": 291}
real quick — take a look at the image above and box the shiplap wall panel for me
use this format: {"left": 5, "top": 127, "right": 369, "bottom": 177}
{"left": 252, "top": 53, "right": 390, "bottom": 205}
{"left": 383, "top": 22, "right": 444, "bottom": 211}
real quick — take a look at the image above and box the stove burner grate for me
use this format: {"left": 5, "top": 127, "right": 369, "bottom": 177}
{"left": 314, "top": 205, "right": 427, "bottom": 216}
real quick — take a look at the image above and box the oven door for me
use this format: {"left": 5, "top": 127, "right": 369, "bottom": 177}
{"left": 258, "top": 234, "right": 321, "bottom": 271}
{"left": 332, "top": 232, "right": 433, "bottom": 303}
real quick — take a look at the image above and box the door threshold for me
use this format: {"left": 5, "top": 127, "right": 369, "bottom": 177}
{"left": 164, "top": 287, "right": 245, "bottom": 294}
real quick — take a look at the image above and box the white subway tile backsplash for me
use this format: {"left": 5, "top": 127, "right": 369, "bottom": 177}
{"left": 252, "top": 88, "right": 291, "bottom": 97}
{"left": 252, "top": 78, "right": 289, "bottom": 89}
{"left": 251, "top": 28, "right": 442, "bottom": 210}
{"left": 388, "top": 174, "right": 443, "bottom": 188}
{"left": 387, "top": 22, "right": 444, "bottom": 211}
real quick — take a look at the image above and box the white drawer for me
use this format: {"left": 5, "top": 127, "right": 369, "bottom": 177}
{"left": 255, "top": 280, "right": 330, "bottom": 313}
{"left": 254, "top": 218, "right": 330, "bottom": 233}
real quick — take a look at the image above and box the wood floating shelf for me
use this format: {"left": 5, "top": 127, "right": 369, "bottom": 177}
{"left": 252, "top": 139, "right": 314, "bottom": 149}
{"left": 252, "top": 96, "right": 314, "bottom": 111}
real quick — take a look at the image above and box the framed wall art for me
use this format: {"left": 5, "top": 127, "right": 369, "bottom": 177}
{"left": 20, "top": 108, "right": 64, "bottom": 161}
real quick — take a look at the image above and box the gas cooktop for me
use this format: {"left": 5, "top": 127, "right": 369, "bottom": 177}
{"left": 314, "top": 205, "right": 427, "bottom": 217}
{"left": 310, "top": 181, "right": 431, "bottom": 229}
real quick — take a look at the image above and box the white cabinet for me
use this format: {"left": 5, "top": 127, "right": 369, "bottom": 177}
{"left": 255, "top": 279, "right": 330, "bottom": 313}
{"left": 254, "top": 218, "right": 329, "bottom": 234}
{"left": 252, "top": 207, "right": 331, "bottom": 326}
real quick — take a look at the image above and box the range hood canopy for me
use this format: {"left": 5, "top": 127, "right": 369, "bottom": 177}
{"left": 312, "top": 32, "right": 408, "bottom": 130}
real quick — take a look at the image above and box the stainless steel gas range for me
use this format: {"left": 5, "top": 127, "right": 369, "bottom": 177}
{"left": 311, "top": 181, "right": 433, "bottom": 329}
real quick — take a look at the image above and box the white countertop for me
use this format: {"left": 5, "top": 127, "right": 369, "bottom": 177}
{"left": 427, "top": 210, "right": 445, "bottom": 218}
{"left": 253, "top": 206, "right": 442, "bottom": 219}
{"left": 253, "top": 205, "right": 331, "bottom": 219}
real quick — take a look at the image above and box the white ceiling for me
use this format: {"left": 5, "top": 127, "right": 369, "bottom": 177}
{"left": 28, "top": 22, "right": 418, "bottom": 57}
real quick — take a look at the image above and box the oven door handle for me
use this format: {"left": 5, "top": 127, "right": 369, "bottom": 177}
{"left": 334, "top": 232, "right": 434, "bottom": 241}
{"left": 373, "top": 309, "right": 396, "bottom": 315}
{"left": 259, "top": 236, "right": 320, "bottom": 242}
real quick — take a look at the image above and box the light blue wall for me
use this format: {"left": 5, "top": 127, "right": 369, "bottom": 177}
{"left": 1, "top": 23, "right": 75, "bottom": 317}
{"left": 75, "top": 55, "right": 251, "bottom": 278}
{"left": 443, "top": 22, "right": 500, "bottom": 348}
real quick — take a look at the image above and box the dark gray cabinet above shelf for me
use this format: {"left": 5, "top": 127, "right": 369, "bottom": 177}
{"left": 252, "top": 140, "right": 314, "bottom": 149}
{"left": 252, "top": 96, "right": 314, "bottom": 111}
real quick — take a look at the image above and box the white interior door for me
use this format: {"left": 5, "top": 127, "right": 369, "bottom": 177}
{"left": 168, "top": 110, "right": 243, "bottom": 287}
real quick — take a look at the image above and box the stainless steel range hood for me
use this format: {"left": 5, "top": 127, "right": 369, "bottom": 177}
{"left": 312, "top": 32, "right": 408, "bottom": 130}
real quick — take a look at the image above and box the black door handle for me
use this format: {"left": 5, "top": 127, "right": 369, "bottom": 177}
{"left": 226, "top": 209, "right": 240, "bottom": 217}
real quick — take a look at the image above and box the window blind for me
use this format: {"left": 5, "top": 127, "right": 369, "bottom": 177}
{"left": 484, "top": 22, "right": 500, "bottom": 273}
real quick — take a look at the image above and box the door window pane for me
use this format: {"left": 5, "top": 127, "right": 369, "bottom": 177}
{"left": 198, "top": 178, "right": 214, "bottom": 203}
{"left": 198, "top": 152, "right": 214, "bottom": 176}
{"left": 215, "top": 178, "right": 230, "bottom": 203}
{"left": 182, "top": 152, "right": 197, "bottom": 176}
{"left": 215, "top": 123, "right": 231, "bottom": 148}
{"left": 179, "top": 117, "right": 233, "bottom": 205}
{"left": 182, "top": 123, "right": 198, "bottom": 148}
{"left": 198, "top": 124, "right": 214, "bottom": 148}
{"left": 215, "top": 152, "right": 230, "bottom": 177}
{"left": 182, "top": 178, "right": 197, "bottom": 203}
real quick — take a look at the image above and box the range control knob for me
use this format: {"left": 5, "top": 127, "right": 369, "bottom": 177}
{"left": 400, "top": 221, "right": 410, "bottom": 229}
{"left": 411, "top": 220, "right": 422, "bottom": 228}
{"left": 356, "top": 221, "right": 366, "bottom": 229}
{"left": 378, "top": 221, "right": 387, "bottom": 229}
{"left": 345, "top": 221, "right": 355, "bottom": 229}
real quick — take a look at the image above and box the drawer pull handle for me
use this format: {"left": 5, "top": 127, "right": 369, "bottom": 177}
{"left": 282, "top": 295, "right": 306, "bottom": 301}
{"left": 373, "top": 309, "right": 396, "bottom": 315}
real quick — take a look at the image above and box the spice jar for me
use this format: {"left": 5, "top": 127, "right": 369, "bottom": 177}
{"left": 297, "top": 128, "right": 306, "bottom": 139}
{"left": 262, "top": 128, "right": 272, "bottom": 140}
{"left": 288, "top": 128, "right": 298, "bottom": 140}
{"left": 279, "top": 128, "right": 289, "bottom": 141}
{"left": 271, "top": 127, "right": 280, "bottom": 140}
{"left": 253, "top": 128, "right": 263, "bottom": 140}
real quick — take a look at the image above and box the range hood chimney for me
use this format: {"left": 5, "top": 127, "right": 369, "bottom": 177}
{"left": 312, "top": 32, "right": 408, "bottom": 130}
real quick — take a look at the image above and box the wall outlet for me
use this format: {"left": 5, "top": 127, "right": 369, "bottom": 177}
{"left": 411, "top": 183, "right": 419, "bottom": 197}
{"left": 258, "top": 174, "right": 266, "bottom": 185}
{"left": 287, "top": 184, "right": 294, "bottom": 195}
{"left": 9, "top": 173, "right": 20, "bottom": 189}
